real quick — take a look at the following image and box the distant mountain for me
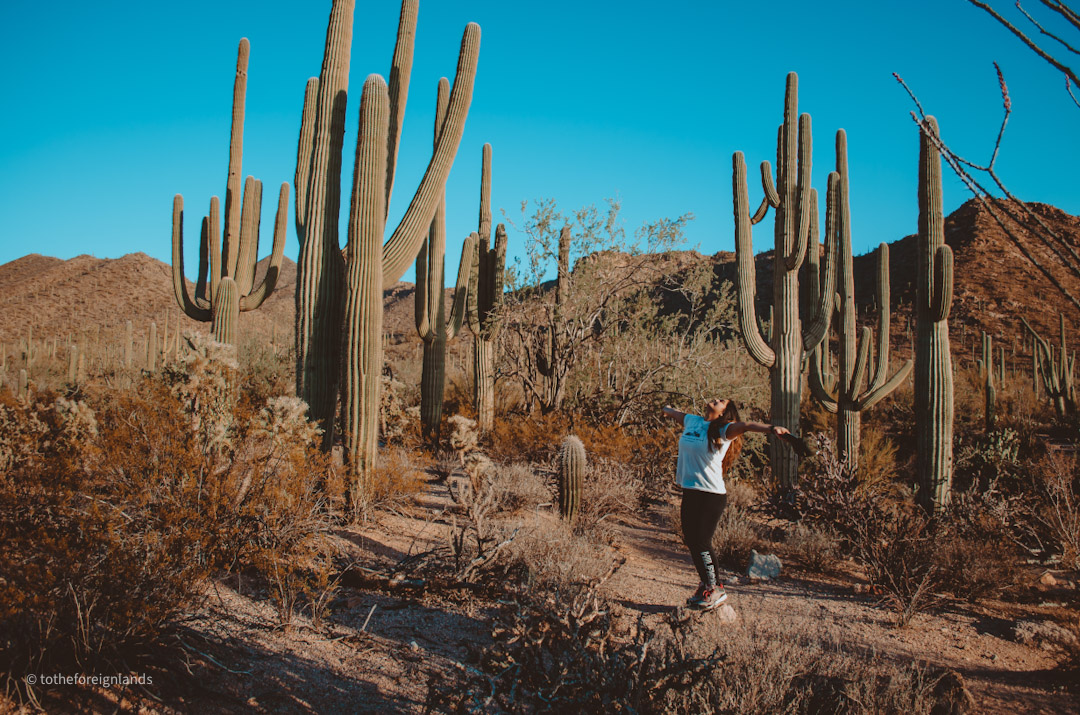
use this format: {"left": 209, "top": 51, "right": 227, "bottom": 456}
{"left": 2, "top": 199, "right": 1078, "bottom": 373}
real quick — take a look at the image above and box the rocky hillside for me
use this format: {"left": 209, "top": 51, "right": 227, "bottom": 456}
{"left": 2, "top": 199, "right": 1078, "bottom": 374}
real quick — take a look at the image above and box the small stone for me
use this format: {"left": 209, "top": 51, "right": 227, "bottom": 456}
{"left": 409, "top": 640, "right": 420, "bottom": 651}
{"left": 1039, "top": 572, "right": 1058, "bottom": 587}
{"left": 746, "top": 550, "right": 782, "bottom": 581}
{"left": 715, "top": 604, "right": 738, "bottom": 623}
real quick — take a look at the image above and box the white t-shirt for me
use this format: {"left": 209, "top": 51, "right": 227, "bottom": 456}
{"left": 676, "top": 414, "right": 731, "bottom": 494}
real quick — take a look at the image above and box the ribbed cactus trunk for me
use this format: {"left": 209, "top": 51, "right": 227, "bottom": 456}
{"left": 296, "top": 0, "right": 353, "bottom": 444}
{"left": 733, "top": 73, "right": 834, "bottom": 492}
{"left": 1023, "top": 313, "right": 1076, "bottom": 418}
{"left": 147, "top": 321, "right": 158, "bottom": 372}
{"left": 466, "top": 144, "right": 506, "bottom": 432}
{"left": 67, "top": 345, "right": 77, "bottom": 384}
{"left": 17, "top": 369, "right": 28, "bottom": 402}
{"left": 213, "top": 278, "right": 239, "bottom": 345}
{"left": 342, "top": 76, "right": 388, "bottom": 480}
{"left": 983, "top": 333, "right": 996, "bottom": 431}
{"left": 559, "top": 435, "right": 585, "bottom": 522}
{"left": 335, "top": 10, "right": 479, "bottom": 480}
{"left": 415, "top": 79, "right": 475, "bottom": 443}
{"left": 914, "top": 116, "right": 955, "bottom": 515}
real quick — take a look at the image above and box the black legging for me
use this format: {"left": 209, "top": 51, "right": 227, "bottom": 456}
{"left": 680, "top": 488, "right": 728, "bottom": 587}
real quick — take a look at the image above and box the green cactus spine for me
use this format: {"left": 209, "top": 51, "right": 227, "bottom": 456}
{"left": 809, "top": 131, "right": 911, "bottom": 470}
{"left": 171, "top": 38, "right": 288, "bottom": 347}
{"left": 1022, "top": 313, "right": 1075, "bottom": 417}
{"left": 328, "top": 5, "right": 480, "bottom": 480}
{"left": 733, "top": 72, "right": 836, "bottom": 490}
{"left": 914, "top": 116, "right": 956, "bottom": 515}
{"left": 466, "top": 144, "right": 506, "bottom": 432}
{"left": 558, "top": 435, "right": 586, "bottom": 522}
{"left": 415, "top": 78, "right": 477, "bottom": 443}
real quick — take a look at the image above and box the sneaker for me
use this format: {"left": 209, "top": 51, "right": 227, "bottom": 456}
{"left": 689, "top": 586, "right": 728, "bottom": 611}
{"left": 685, "top": 582, "right": 706, "bottom": 606}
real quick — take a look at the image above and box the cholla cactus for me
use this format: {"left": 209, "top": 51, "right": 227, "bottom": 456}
{"left": 559, "top": 435, "right": 586, "bottom": 522}
{"left": 53, "top": 397, "right": 99, "bottom": 441}
{"left": 251, "top": 396, "right": 322, "bottom": 447}
{"left": 162, "top": 332, "right": 239, "bottom": 455}
{"left": 448, "top": 414, "right": 479, "bottom": 466}
{"left": 170, "top": 38, "right": 288, "bottom": 346}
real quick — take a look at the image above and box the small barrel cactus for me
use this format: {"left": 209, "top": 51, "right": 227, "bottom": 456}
{"left": 558, "top": 435, "right": 586, "bottom": 522}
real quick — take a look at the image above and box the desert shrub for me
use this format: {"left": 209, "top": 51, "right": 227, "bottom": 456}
{"left": 497, "top": 516, "right": 618, "bottom": 592}
{"left": 0, "top": 352, "right": 342, "bottom": 685}
{"left": 577, "top": 455, "right": 644, "bottom": 532}
{"left": 857, "top": 423, "right": 900, "bottom": 494}
{"left": 488, "top": 461, "right": 552, "bottom": 514}
{"left": 352, "top": 445, "right": 428, "bottom": 519}
{"left": 934, "top": 488, "right": 1024, "bottom": 602}
{"left": 236, "top": 331, "right": 294, "bottom": 406}
{"left": 488, "top": 410, "right": 571, "bottom": 464}
{"left": 954, "top": 427, "right": 1023, "bottom": 493}
{"left": 1023, "top": 451, "right": 1080, "bottom": 569}
{"left": 380, "top": 374, "right": 421, "bottom": 447}
{"left": 447, "top": 414, "right": 480, "bottom": 465}
{"left": 784, "top": 523, "right": 840, "bottom": 573}
{"left": 440, "top": 577, "right": 963, "bottom": 714}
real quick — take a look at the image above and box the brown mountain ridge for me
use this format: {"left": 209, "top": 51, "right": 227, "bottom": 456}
{"left": 2, "top": 199, "right": 1079, "bottom": 372}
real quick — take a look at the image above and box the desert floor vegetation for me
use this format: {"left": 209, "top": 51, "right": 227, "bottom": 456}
{"left": 2, "top": 278, "right": 1079, "bottom": 713}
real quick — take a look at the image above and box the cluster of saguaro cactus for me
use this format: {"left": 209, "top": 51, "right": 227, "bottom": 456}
{"left": 558, "top": 435, "right": 585, "bottom": 522}
{"left": 414, "top": 79, "right": 477, "bottom": 442}
{"left": 914, "top": 116, "right": 955, "bottom": 515}
{"left": 979, "top": 332, "right": 996, "bottom": 431}
{"left": 809, "top": 130, "right": 911, "bottom": 470}
{"left": 295, "top": 0, "right": 480, "bottom": 478}
{"left": 1022, "top": 314, "right": 1076, "bottom": 417}
{"left": 733, "top": 72, "right": 836, "bottom": 491}
{"left": 171, "top": 38, "right": 288, "bottom": 346}
{"left": 466, "top": 143, "right": 507, "bottom": 432}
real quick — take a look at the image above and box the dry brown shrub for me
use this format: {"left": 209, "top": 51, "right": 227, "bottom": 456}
{"left": 0, "top": 360, "right": 343, "bottom": 688}
{"left": 356, "top": 446, "right": 428, "bottom": 517}
{"left": 442, "top": 576, "right": 958, "bottom": 713}
{"left": 785, "top": 523, "right": 840, "bottom": 573}
{"left": 577, "top": 455, "right": 644, "bottom": 532}
{"left": 1029, "top": 451, "right": 1080, "bottom": 569}
{"left": 488, "top": 410, "right": 572, "bottom": 463}
{"left": 498, "top": 514, "right": 618, "bottom": 592}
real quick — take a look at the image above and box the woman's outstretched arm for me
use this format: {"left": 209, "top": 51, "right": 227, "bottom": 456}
{"left": 661, "top": 405, "right": 689, "bottom": 426}
{"left": 724, "top": 421, "right": 790, "bottom": 440}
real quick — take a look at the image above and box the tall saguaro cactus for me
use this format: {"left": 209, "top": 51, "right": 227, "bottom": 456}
{"left": 1022, "top": 313, "right": 1075, "bottom": 417}
{"left": 415, "top": 79, "right": 477, "bottom": 442}
{"left": 295, "top": 0, "right": 480, "bottom": 477}
{"left": 171, "top": 39, "right": 288, "bottom": 346}
{"left": 980, "top": 332, "right": 996, "bottom": 431}
{"left": 810, "top": 131, "right": 911, "bottom": 470}
{"left": 733, "top": 72, "right": 836, "bottom": 490}
{"left": 537, "top": 224, "right": 571, "bottom": 412}
{"left": 466, "top": 143, "right": 506, "bottom": 432}
{"left": 914, "top": 116, "right": 955, "bottom": 515}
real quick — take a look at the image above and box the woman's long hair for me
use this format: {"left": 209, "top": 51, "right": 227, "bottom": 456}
{"left": 708, "top": 400, "right": 743, "bottom": 473}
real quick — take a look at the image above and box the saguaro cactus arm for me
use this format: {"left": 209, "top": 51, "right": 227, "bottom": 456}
{"left": 853, "top": 244, "right": 913, "bottom": 411}
{"left": 382, "top": 23, "right": 481, "bottom": 288}
{"left": 171, "top": 195, "right": 212, "bottom": 322}
{"left": 809, "top": 345, "right": 839, "bottom": 413}
{"left": 802, "top": 181, "right": 837, "bottom": 353}
{"left": 384, "top": 0, "right": 418, "bottom": 214}
{"left": 733, "top": 151, "right": 776, "bottom": 369}
{"left": 241, "top": 182, "right": 289, "bottom": 311}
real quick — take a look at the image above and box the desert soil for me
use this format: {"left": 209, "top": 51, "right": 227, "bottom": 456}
{"left": 53, "top": 479, "right": 1078, "bottom": 715}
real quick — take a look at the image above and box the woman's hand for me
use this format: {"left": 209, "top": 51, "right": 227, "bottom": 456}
{"left": 770, "top": 425, "right": 791, "bottom": 438}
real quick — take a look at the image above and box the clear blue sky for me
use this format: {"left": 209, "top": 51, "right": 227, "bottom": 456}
{"left": 1, "top": 1, "right": 1077, "bottom": 282}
